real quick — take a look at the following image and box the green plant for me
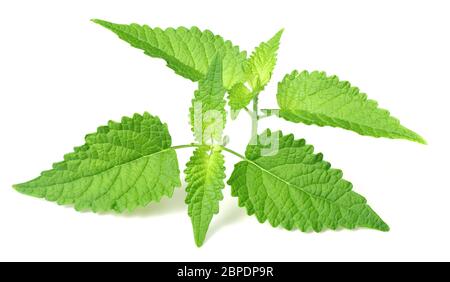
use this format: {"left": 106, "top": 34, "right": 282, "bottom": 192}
{"left": 14, "top": 20, "right": 425, "bottom": 247}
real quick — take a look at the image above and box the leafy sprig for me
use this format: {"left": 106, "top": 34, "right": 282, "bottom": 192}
{"left": 14, "top": 20, "right": 425, "bottom": 247}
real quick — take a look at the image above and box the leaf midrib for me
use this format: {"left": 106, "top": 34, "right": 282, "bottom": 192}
{"left": 281, "top": 108, "right": 420, "bottom": 141}
{"left": 243, "top": 157, "right": 345, "bottom": 205}
{"left": 16, "top": 148, "right": 174, "bottom": 189}
{"left": 108, "top": 22, "right": 204, "bottom": 81}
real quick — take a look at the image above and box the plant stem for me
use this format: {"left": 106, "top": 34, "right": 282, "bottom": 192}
{"left": 251, "top": 95, "right": 259, "bottom": 143}
{"left": 171, "top": 143, "right": 203, "bottom": 150}
{"left": 243, "top": 107, "right": 252, "bottom": 117}
{"left": 220, "top": 146, "right": 246, "bottom": 160}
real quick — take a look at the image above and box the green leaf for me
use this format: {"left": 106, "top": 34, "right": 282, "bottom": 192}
{"left": 228, "top": 30, "right": 283, "bottom": 112}
{"left": 14, "top": 113, "right": 181, "bottom": 213}
{"left": 228, "top": 129, "right": 389, "bottom": 232}
{"left": 228, "top": 83, "right": 253, "bottom": 111}
{"left": 190, "top": 55, "right": 227, "bottom": 144}
{"left": 277, "top": 71, "right": 426, "bottom": 144}
{"left": 185, "top": 146, "right": 225, "bottom": 247}
{"left": 92, "top": 19, "right": 247, "bottom": 90}
{"left": 245, "top": 29, "right": 283, "bottom": 92}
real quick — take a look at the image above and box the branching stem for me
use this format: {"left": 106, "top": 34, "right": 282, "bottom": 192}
{"left": 172, "top": 94, "right": 263, "bottom": 159}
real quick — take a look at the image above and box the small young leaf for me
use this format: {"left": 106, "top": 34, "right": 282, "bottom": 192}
{"left": 185, "top": 146, "right": 225, "bottom": 247}
{"left": 228, "top": 30, "right": 283, "bottom": 112}
{"left": 228, "top": 129, "right": 389, "bottom": 232}
{"left": 92, "top": 19, "right": 247, "bottom": 89}
{"left": 277, "top": 71, "right": 426, "bottom": 143}
{"left": 190, "top": 55, "right": 227, "bottom": 144}
{"left": 14, "top": 113, "right": 181, "bottom": 213}
{"left": 245, "top": 29, "right": 283, "bottom": 92}
{"left": 228, "top": 83, "right": 253, "bottom": 111}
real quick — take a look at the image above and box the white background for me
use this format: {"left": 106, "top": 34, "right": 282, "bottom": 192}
{"left": 1, "top": 0, "right": 449, "bottom": 262}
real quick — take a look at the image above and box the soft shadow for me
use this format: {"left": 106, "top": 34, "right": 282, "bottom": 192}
{"left": 113, "top": 187, "right": 187, "bottom": 218}
{"left": 207, "top": 205, "right": 247, "bottom": 239}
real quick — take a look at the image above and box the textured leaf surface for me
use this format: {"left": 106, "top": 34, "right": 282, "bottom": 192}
{"left": 228, "top": 129, "right": 389, "bottom": 232}
{"left": 228, "top": 30, "right": 283, "bottom": 111}
{"left": 277, "top": 71, "right": 425, "bottom": 143}
{"left": 185, "top": 146, "right": 225, "bottom": 246}
{"left": 228, "top": 83, "right": 253, "bottom": 111}
{"left": 14, "top": 113, "right": 181, "bottom": 213}
{"left": 245, "top": 29, "right": 283, "bottom": 92}
{"left": 93, "top": 19, "right": 247, "bottom": 89}
{"left": 190, "top": 56, "right": 227, "bottom": 144}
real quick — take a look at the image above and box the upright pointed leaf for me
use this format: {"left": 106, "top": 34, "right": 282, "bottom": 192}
{"left": 245, "top": 29, "right": 283, "bottom": 92}
{"left": 229, "top": 29, "right": 283, "bottom": 111}
{"left": 14, "top": 113, "right": 181, "bottom": 213}
{"left": 277, "top": 71, "right": 425, "bottom": 143}
{"left": 92, "top": 19, "right": 247, "bottom": 89}
{"left": 185, "top": 146, "right": 225, "bottom": 247}
{"left": 228, "top": 129, "right": 389, "bottom": 232}
{"left": 190, "top": 56, "right": 227, "bottom": 144}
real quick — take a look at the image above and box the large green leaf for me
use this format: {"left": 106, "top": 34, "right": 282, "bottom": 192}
{"left": 14, "top": 113, "right": 181, "bottom": 213}
{"left": 185, "top": 146, "right": 225, "bottom": 247}
{"left": 190, "top": 56, "right": 227, "bottom": 144}
{"left": 92, "top": 19, "right": 247, "bottom": 89}
{"left": 277, "top": 71, "right": 425, "bottom": 144}
{"left": 228, "top": 129, "right": 389, "bottom": 232}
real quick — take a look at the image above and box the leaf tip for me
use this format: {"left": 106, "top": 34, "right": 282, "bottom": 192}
{"left": 195, "top": 239, "right": 205, "bottom": 248}
{"left": 90, "top": 19, "right": 110, "bottom": 27}
{"left": 277, "top": 28, "right": 285, "bottom": 36}
{"left": 12, "top": 182, "right": 27, "bottom": 195}
{"left": 416, "top": 135, "right": 427, "bottom": 145}
{"left": 270, "top": 28, "right": 284, "bottom": 44}
{"left": 379, "top": 222, "right": 390, "bottom": 232}
{"left": 193, "top": 232, "right": 206, "bottom": 247}
{"left": 405, "top": 128, "right": 427, "bottom": 145}
{"left": 372, "top": 214, "right": 390, "bottom": 232}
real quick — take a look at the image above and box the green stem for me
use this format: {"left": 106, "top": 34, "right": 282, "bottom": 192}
{"left": 220, "top": 146, "right": 246, "bottom": 160}
{"left": 243, "top": 107, "right": 253, "bottom": 117}
{"left": 251, "top": 96, "right": 259, "bottom": 143}
{"left": 171, "top": 143, "right": 203, "bottom": 150}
